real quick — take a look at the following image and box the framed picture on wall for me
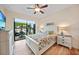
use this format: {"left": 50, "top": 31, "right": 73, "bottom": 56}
{"left": 0, "top": 10, "right": 6, "bottom": 30}
{"left": 45, "top": 22, "right": 57, "bottom": 34}
{"left": 46, "top": 22, "right": 54, "bottom": 26}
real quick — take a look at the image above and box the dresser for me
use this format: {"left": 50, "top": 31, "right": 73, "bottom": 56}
{"left": 57, "top": 34, "right": 72, "bottom": 49}
{"left": 0, "top": 30, "right": 15, "bottom": 55}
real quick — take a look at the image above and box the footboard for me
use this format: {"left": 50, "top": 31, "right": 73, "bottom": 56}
{"left": 25, "top": 35, "right": 57, "bottom": 55}
{"left": 25, "top": 35, "right": 39, "bottom": 55}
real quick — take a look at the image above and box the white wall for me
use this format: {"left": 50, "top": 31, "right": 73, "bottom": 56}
{"left": 39, "top": 5, "right": 79, "bottom": 49}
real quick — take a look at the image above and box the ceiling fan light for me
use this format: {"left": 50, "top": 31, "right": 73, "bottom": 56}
{"left": 35, "top": 8, "right": 40, "bottom": 12}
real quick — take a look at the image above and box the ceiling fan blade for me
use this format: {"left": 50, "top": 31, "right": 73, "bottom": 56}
{"left": 27, "top": 7, "right": 35, "bottom": 9}
{"left": 40, "top": 10, "right": 44, "bottom": 14}
{"left": 40, "top": 5, "right": 48, "bottom": 8}
{"left": 36, "top": 4, "right": 40, "bottom": 7}
{"left": 34, "top": 11, "right": 36, "bottom": 14}
{"left": 35, "top": 4, "right": 40, "bottom": 8}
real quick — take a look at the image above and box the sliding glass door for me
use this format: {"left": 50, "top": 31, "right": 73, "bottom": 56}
{"left": 14, "top": 18, "right": 36, "bottom": 41}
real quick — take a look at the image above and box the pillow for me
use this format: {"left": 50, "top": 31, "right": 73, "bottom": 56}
{"left": 48, "top": 31, "right": 54, "bottom": 35}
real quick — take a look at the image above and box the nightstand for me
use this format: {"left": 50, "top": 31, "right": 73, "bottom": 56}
{"left": 57, "top": 34, "right": 72, "bottom": 49}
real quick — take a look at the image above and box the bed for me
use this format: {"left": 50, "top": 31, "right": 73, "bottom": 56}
{"left": 25, "top": 22, "right": 57, "bottom": 55}
{"left": 25, "top": 33, "right": 57, "bottom": 55}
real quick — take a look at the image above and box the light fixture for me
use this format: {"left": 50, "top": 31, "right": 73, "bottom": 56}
{"left": 35, "top": 8, "right": 41, "bottom": 12}
{"left": 40, "top": 25, "right": 44, "bottom": 29}
{"left": 27, "top": 4, "right": 48, "bottom": 14}
{"left": 58, "top": 24, "right": 70, "bottom": 35}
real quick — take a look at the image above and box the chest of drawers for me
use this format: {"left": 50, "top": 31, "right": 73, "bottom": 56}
{"left": 57, "top": 35, "right": 72, "bottom": 49}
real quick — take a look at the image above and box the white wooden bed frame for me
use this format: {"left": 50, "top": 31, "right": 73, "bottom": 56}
{"left": 25, "top": 35, "right": 56, "bottom": 55}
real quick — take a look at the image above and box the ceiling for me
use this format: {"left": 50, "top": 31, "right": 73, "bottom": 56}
{"left": 2, "top": 4, "right": 74, "bottom": 19}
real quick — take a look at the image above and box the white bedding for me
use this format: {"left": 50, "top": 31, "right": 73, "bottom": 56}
{"left": 28, "top": 33, "right": 57, "bottom": 51}
{"left": 28, "top": 33, "right": 47, "bottom": 42}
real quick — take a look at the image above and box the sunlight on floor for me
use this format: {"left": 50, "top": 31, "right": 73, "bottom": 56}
{"left": 15, "top": 40, "right": 34, "bottom": 55}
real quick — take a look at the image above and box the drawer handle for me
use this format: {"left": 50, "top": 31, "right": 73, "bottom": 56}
{"left": 62, "top": 39, "right": 64, "bottom": 41}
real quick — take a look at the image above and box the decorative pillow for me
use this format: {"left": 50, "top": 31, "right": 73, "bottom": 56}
{"left": 48, "top": 31, "right": 54, "bottom": 35}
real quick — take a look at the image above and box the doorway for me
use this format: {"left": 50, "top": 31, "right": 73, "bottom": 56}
{"left": 14, "top": 18, "right": 36, "bottom": 41}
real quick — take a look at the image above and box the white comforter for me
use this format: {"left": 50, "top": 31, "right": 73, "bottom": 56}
{"left": 28, "top": 33, "right": 57, "bottom": 50}
{"left": 28, "top": 33, "right": 47, "bottom": 42}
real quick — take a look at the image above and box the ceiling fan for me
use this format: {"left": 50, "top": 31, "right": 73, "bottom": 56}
{"left": 27, "top": 4, "right": 48, "bottom": 14}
